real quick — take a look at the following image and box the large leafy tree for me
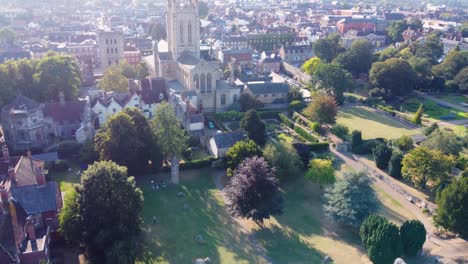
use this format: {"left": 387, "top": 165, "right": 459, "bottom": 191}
{"left": 148, "top": 22, "right": 167, "bottom": 41}
{"left": 415, "top": 32, "right": 443, "bottom": 64}
{"left": 369, "top": 58, "right": 416, "bottom": 97}
{"left": 0, "top": 27, "right": 16, "bottom": 46}
{"left": 240, "top": 109, "right": 266, "bottom": 146}
{"left": 454, "top": 66, "right": 468, "bottom": 92}
{"left": 421, "top": 130, "right": 463, "bottom": 156}
{"left": 98, "top": 64, "right": 129, "bottom": 92}
{"left": 303, "top": 93, "right": 338, "bottom": 124}
{"left": 360, "top": 214, "right": 403, "bottom": 264}
{"left": 432, "top": 48, "right": 468, "bottom": 80}
{"left": 372, "top": 144, "right": 392, "bottom": 170}
{"left": 34, "top": 54, "right": 81, "bottom": 101}
{"left": 333, "top": 39, "right": 374, "bottom": 76}
{"left": 302, "top": 57, "right": 322, "bottom": 75}
{"left": 387, "top": 20, "right": 407, "bottom": 43}
{"left": 59, "top": 161, "right": 143, "bottom": 264}
{"left": 226, "top": 140, "right": 262, "bottom": 176}
{"left": 238, "top": 93, "right": 262, "bottom": 112}
{"left": 224, "top": 156, "right": 283, "bottom": 225}
{"left": 434, "top": 177, "right": 468, "bottom": 237}
{"left": 312, "top": 63, "right": 352, "bottom": 104}
{"left": 312, "top": 33, "right": 344, "bottom": 62}
{"left": 401, "top": 147, "right": 455, "bottom": 190}
{"left": 324, "top": 171, "right": 380, "bottom": 227}
{"left": 95, "top": 111, "right": 149, "bottom": 173}
{"left": 305, "top": 159, "right": 335, "bottom": 187}
{"left": 400, "top": 220, "right": 426, "bottom": 256}
{"left": 151, "top": 102, "right": 187, "bottom": 183}
{"left": 263, "top": 141, "right": 303, "bottom": 181}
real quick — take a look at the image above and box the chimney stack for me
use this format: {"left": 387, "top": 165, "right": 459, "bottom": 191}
{"left": 35, "top": 167, "right": 46, "bottom": 187}
{"left": 26, "top": 217, "right": 36, "bottom": 240}
{"left": 0, "top": 186, "right": 10, "bottom": 214}
{"left": 2, "top": 145, "right": 9, "bottom": 161}
{"left": 8, "top": 167, "right": 16, "bottom": 186}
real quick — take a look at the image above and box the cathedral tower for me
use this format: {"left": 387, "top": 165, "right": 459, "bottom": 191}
{"left": 167, "top": 0, "right": 201, "bottom": 60}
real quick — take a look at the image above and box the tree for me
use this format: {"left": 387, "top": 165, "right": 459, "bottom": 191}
{"left": 408, "top": 18, "right": 423, "bottom": 30}
{"left": 240, "top": 109, "right": 266, "bottom": 146}
{"left": 432, "top": 49, "right": 468, "bottom": 80}
{"left": 387, "top": 20, "right": 407, "bottom": 43}
{"left": 119, "top": 62, "right": 137, "bottom": 79}
{"left": 34, "top": 55, "right": 81, "bottom": 101}
{"left": 351, "top": 130, "right": 363, "bottom": 151}
{"left": 57, "top": 140, "right": 82, "bottom": 160}
{"left": 331, "top": 124, "right": 349, "bottom": 139}
{"left": 360, "top": 214, "right": 402, "bottom": 264}
{"left": 412, "top": 104, "right": 424, "bottom": 125}
{"left": 302, "top": 57, "right": 322, "bottom": 75}
{"left": 302, "top": 93, "right": 338, "bottom": 124}
{"left": 226, "top": 140, "right": 262, "bottom": 176}
{"left": 224, "top": 156, "right": 283, "bottom": 225}
{"left": 421, "top": 130, "right": 463, "bottom": 156}
{"left": 372, "top": 144, "right": 392, "bottom": 170}
{"left": 369, "top": 58, "right": 416, "bottom": 97}
{"left": 402, "top": 147, "right": 455, "bottom": 190}
{"left": 148, "top": 22, "right": 166, "bottom": 41}
{"left": 313, "top": 63, "right": 352, "bottom": 104}
{"left": 98, "top": 65, "right": 128, "bottom": 92}
{"left": 198, "top": 1, "right": 209, "bottom": 18}
{"left": 333, "top": 39, "right": 374, "bottom": 76}
{"left": 324, "top": 171, "right": 380, "bottom": 227}
{"left": 305, "top": 159, "right": 335, "bottom": 187}
{"left": 424, "top": 123, "right": 439, "bottom": 136}
{"left": 415, "top": 32, "right": 443, "bottom": 64}
{"left": 400, "top": 220, "right": 426, "bottom": 256}
{"left": 0, "top": 27, "right": 16, "bottom": 46}
{"left": 434, "top": 177, "right": 468, "bottom": 237}
{"left": 312, "top": 34, "right": 344, "bottom": 62}
{"left": 454, "top": 66, "right": 468, "bottom": 92}
{"left": 263, "top": 141, "right": 303, "bottom": 180}
{"left": 389, "top": 151, "right": 404, "bottom": 178}
{"left": 151, "top": 102, "right": 187, "bottom": 183}
{"left": 136, "top": 62, "right": 150, "bottom": 80}
{"left": 59, "top": 161, "right": 143, "bottom": 264}
{"left": 94, "top": 111, "right": 149, "bottom": 173}
{"left": 238, "top": 93, "right": 262, "bottom": 112}
{"left": 395, "top": 135, "right": 413, "bottom": 151}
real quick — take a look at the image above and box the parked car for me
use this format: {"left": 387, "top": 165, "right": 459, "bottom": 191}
{"left": 208, "top": 121, "right": 215, "bottom": 129}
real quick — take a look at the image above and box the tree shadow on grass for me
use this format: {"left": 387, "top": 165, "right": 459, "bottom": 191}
{"left": 135, "top": 169, "right": 263, "bottom": 264}
{"left": 254, "top": 225, "right": 325, "bottom": 263}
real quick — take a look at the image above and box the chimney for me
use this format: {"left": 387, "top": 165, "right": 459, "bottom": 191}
{"left": 59, "top": 91, "right": 65, "bottom": 106}
{"left": 26, "top": 217, "right": 36, "bottom": 240}
{"left": 0, "top": 186, "right": 9, "bottom": 214}
{"left": 8, "top": 167, "right": 16, "bottom": 186}
{"left": 35, "top": 167, "right": 46, "bottom": 187}
{"left": 2, "top": 145, "right": 9, "bottom": 161}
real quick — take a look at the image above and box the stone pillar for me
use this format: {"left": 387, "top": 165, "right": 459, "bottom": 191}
{"left": 171, "top": 156, "right": 179, "bottom": 184}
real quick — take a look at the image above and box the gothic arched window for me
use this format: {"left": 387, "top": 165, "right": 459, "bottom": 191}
{"left": 180, "top": 23, "right": 184, "bottom": 43}
{"left": 200, "top": 73, "right": 206, "bottom": 93}
{"left": 206, "top": 73, "right": 212, "bottom": 93}
{"left": 221, "top": 94, "right": 226, "bottom": 105}
{"left": 188, "top": 23, "right": 192, "bottom": 43}
{"left": 194, "top": 74, "right": 199, "bottom": 90}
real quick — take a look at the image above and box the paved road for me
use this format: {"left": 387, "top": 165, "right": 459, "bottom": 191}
{"left": 330, "top": 147, "right": 468, "bottom": 263}
{"left": 415, "top": 92, "right": 468, "bottom": 113}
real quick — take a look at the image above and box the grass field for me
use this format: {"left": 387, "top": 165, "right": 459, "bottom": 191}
{"left": 337, "top": 105, "right": 419, "bottom": 139}
{"left": 401, "top": 97, "right": 468, "bottom": 121}
{"left": 434, "top": 95, "right": 468, "bottom": 105}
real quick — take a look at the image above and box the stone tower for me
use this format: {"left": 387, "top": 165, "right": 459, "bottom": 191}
{"left": 167, "top": 0, "right": 201, "bottom": 60}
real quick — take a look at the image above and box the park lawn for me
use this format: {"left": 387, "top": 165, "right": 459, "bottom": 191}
{"left": 434, "top": 95, "right": 468, "bottom": 105}
{"left": 401, "top": 97, "right": 468, "bottom": 121}
{"left": 337, "top": 105, "right": 419, "bottom": 139}
{"left": 136, "top": 169, "right": 266, "bottom": 264}
{"left": 48, "top": 161, "right": 82, "bottom": 193}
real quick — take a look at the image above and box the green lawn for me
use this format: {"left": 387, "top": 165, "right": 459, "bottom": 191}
{"left": 48, "top": 162, "right": 82, "bottom": 193}
{"left": 136, "top": 169, "right": 266, "bottom": 264}
{"left": 337, "top": 105, "right": 419, "bottom": 139}
{"left": 434, "top": 95, "right": 468, "bottom": 105}
{"left": 401, "top": 97, "right": 468, "bottom": 121}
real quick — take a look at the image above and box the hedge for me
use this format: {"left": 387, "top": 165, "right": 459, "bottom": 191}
{"left": 306, "top": 142, "right": 330, "bottom": 152}
{"left": 279, "top": 113, "right": 294, "bottom": 128}
{"left": 258, "top": 110, "right": 280, "bottom": 119}
{"left": 162, "top": 157, "right": 217, "bottom": 171}
{"left": 215, "top": 111, "right": 244, "bottom": 122}
{"left": 294, "top": 124, "right": 317, "bottom": 142}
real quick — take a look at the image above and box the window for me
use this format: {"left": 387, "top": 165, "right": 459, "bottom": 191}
{"left": 180, "top": 23, "right": 184, "bottom": 43}
{"left": 188, "top": 23, "right": 192, "bottom": 43}
{"left": 200, "top": 73, "right": 206, "bottom": 93}
{"left": 106, "top": 39, "right": 108, "bottom": 45}
{"left": 206, "top": 73, "right": 212, "bottom": 93}
{"left": 114, "top": 39, "right": 117, "bottom": 44}
{"left": 194, "top": 74, "right": 199, "bottom": 90}
{"left": 107, "top": 48, "right": 109, "bottom": 54}
{"left": 221, "top": 94, "right": 226, "bottom": 105}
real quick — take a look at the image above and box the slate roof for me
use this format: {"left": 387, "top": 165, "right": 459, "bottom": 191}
{"left": 213, "top": 131, "right": 246, "bottom": 149}
{"left": 157, "top": 51, "right": 173, "bottom": 61}
{"left": 177, "top": 51, "right": 200, "bottom": 65}
{"left": 246, "top": 82, "right": 289, "bottom": 95}
{"left": 43, "top": 101, "right": 85, "bottom": 122}
{"left": 0, "top": 212, "right": 17, "bottom": 264}
{"left": 11, "top": 181, "right": 59, "bottom": 215}
{"left": 2, "top": 94, "right": 40, "bottom": 115}
{"left": 216, "top": 80, "right": 238, "bottom": 91}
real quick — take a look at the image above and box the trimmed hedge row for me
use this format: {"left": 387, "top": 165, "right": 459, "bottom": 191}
{"left": 294, "top": 124, "right": 317, "bottom": 142}
{"left": 279, "top": 113, "right": 294, "bottom": 128}
{"left": 162, "top": 157, "right": 217, "bottom": 172}
{"left": 215, "top": 110, "right": 281, "bottom": 122}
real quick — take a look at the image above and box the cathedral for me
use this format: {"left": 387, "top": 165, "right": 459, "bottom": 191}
{"left": 153, "top": 0, "right": 240, "bottom": 112}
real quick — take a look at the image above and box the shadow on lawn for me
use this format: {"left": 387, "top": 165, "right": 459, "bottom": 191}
{"left": 135, "top": 169, "right": 261, "bottom": 264}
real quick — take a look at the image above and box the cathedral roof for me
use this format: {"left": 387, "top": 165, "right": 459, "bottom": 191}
{"left": 177, "top": 51, "right": 200, "bottom": 66}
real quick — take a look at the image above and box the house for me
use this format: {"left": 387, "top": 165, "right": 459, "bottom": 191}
{"left": 257, "top": 56, "right": 281, "bottom": 75}
{"left": 1, "top": 94, "right": 90, "bottom": 153}
{"left": 0, "top": 146, "right": 62, "bottom": 264}
{"left": 243, "top": 82, "right": 289, "bottom": 105}
{"left": 402, "top": 28, "right": 423, "bottom": 43}
{"left": 208, "top": 131, "right": 246, "bottom": 158}
{"left": 278, "top": 44, "right": 314, "bottom": 66}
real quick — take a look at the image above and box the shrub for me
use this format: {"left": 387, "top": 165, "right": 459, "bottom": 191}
{"left": 258, "top": 111, "right": 280, "bottom": 119}
{"left": 180, "top": 157, "right": 216, "bottom": 170}
{"left": 309, "top": 122, "right": 322, "bottom": 134}
{"left": 372, "top": 144, "right": 393, "bottom": 170}
{"left": 389, "top": 151, "right": 404, "bottom": 178}
{"left": 278, "top": 113, "right": 294, "bottom": 128}
{"left": 395, "top": 135, "right": 413, "bottom": 151}
{"left": 289, "top": 100, "right": 305, "bottom": 112}
{"left": 214, "top": 111, "right": 244, "bottom": 122}
{"left": 57, "top": 140, "right": 82, "bottom": 160}
{"left": 46, "top": 159, "right": 70, "bottom": 172}
{"left": 331, "top": 124, "right": 349, "bottom": 139}
{"left": 294, "top": 124, "right": 317, "bottom": 142}
{"left": 424, "top": 123, "right": 439, "bottom": 136}
{"left": 351, "top": 130, "right": 363, "bottom": 152}
{"left": 400, "top": 220, "right": 426, "bottom": 257}
{"left": 412, "top": 104, "right": 424, "bottom": 125}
